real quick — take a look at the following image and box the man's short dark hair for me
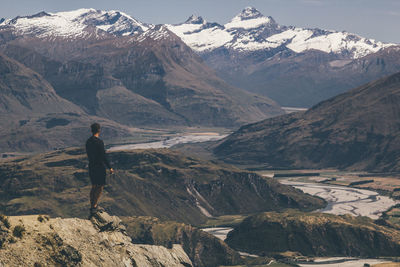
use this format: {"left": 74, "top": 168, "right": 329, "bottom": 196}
{"left": 91, "top": 123, "right": 101, "bottom": 134}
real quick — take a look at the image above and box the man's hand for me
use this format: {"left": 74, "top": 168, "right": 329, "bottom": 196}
{"left": 110, "top": 168, "right": 115, "bottom": 174}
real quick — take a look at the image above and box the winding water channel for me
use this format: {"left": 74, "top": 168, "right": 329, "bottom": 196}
{"left": 109, "top": 133, "right": 227, "bottom": 151}
{"left": 280, "top": 180, "right": 399, "bottom": 219}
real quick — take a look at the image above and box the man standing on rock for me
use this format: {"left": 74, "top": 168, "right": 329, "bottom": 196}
{"left": 86, "top": 123, "right": 114, "bottom": 215}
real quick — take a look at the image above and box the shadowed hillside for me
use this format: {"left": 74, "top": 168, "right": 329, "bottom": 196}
{"left": 214, "top": 72, "right": 400, "bottom": 172}
{"left": 0, "top": 53, "right": 135, "bottom": 152}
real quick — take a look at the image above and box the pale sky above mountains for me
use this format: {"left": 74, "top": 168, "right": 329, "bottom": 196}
{"left": 1, "top": 0, "right": 399, "bottom": 43}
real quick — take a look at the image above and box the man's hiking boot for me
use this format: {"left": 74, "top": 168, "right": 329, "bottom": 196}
{"left": 89, "top": 208, "right": 96, "bottom": 217}
{"left": 90, "top": 206, "right": 105, "bottom": 215}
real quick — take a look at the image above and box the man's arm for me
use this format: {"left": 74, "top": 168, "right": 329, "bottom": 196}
{"left": 100, "top": 140, "right": 112, "bottom": 170}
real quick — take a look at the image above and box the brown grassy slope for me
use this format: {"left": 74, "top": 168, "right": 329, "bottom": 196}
{"left": 0, "top": 148, "right": 325, "bottom": 225}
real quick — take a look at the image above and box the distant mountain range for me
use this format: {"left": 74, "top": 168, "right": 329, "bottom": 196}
{"left": 214, "top": 71, "right": 400, "bottom": 172}
{"left": 165, "top": 7, "right": 400, "bottom": 107}
{"left": 1, "top": 7, "right": 392, "bottom": 59}
{"left": 0, "top": 9, "right": 284, "bottom": 151}
{"left": 167, "top": 7, "right": 392, "bottom": 58}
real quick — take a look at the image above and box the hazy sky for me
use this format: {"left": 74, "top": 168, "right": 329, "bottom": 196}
{"left": 1, "top": 0, "right": 399, "bottom": 43}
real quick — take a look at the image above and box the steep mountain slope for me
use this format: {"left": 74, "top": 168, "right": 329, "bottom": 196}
{"left": 0, "top": 148, "right": 325, "bottom": 225}
{"left": 225, "top": 211, "right": 400, "bottom": 257}
{"left": 1, "top": 44, "right": 185, "bottom": 126}
{"left": 0, "top": 9, "right": 283, "bottom": 127}
{"left": 214, "top": 72, "right": 400, "bottom": 171}
{"left": 0, "top": 53, "right": 80, "bottom": 115}
{"left": 0, "top": 52, "right": 134, "bottom": 152}
{"left": 166, "top": 7, "right": 400, "bottom": 107}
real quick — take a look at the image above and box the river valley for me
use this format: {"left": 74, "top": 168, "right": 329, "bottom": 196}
{"left": 108, "top": 134, "right": 399, "bottom": 266}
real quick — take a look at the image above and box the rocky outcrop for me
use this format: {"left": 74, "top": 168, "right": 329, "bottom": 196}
{"left": 225, "top": 211, "right": 400, "bottom": 257}
{"left": 0, "top": 212, "right": 192, "bottom": 266}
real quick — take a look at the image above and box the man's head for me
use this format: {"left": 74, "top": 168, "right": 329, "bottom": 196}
{"left": 91, "top": 123, "right": 101, "bottom": 136}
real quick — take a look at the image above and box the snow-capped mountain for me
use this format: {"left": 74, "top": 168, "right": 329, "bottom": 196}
{"left": 1, "top": 7, "right": 399, "bottom": 108}
{"left": 0, "top": 8, "right": 148, "bottom": 38}
{"left": 166, "top": 7, "right": 400, "bottom": 108}
{"left": 165, "top": 7, "right": 282, "bottom": 53}
{"left": 166, "top": 7, "right": 393, "bottom": 59}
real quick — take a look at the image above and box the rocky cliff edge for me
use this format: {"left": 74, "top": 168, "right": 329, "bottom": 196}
{"left": 0, "top": 212, "right": 192, "bottom": 267}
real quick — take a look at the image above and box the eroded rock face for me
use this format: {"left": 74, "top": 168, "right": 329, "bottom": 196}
{"left": 0, "top": 213, "right": 192, "bottom": 267}
{"left": 122, "top": 216, "right": 241, "bottom": 267}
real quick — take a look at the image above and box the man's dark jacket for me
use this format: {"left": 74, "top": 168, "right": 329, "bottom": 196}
{"left": 85, "top": 135, "right": 111, "bottom": 185}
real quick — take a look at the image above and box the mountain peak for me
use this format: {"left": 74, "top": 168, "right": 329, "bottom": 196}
{"left": 185, "top": 15, "right": 205, "bottom": 24}
{"left": 26, "top": 11, "right": 51, "bottom": 19}
{"left": 53, "top": 8, "right": 98, "bottom": 20}
{"left": 238, "top": 6, "right": 264, "bottom": 20}
{"left": 225, "top": 7, "right": 276, "bottom": 29}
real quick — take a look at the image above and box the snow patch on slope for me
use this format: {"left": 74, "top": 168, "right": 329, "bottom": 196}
{"left": 6, "top": 11, "right": 88, "bottom": 38}
{"left": 166, "top": 19, "right": 233, "bottom": 52}
{"left": 225, "top": 16, "right": 273, "bottom": 30}
{"left": 134, "top": 25, "right": 174, "bottom": 43}
{"left": 230, "top": 35, "right": 280, "bottom": 51}
{"left": 267, "top": 28, "right": 393, "bottom": 58}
